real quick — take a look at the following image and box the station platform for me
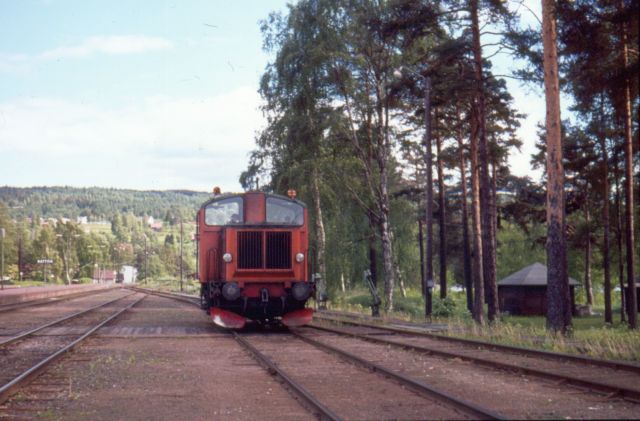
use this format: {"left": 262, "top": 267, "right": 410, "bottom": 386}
{"left": 0, "top": 283, "right": 117, "bottom": 306}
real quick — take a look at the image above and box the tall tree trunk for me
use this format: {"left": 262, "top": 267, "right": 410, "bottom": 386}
{"left": 418, "top": 218, "right": 425, "bottom": 297}
{"left": 377, "top": 83, "right": 395, "bottom": 312}
{"left": 471, "top": 0, "right": 498, "bottom": 322}
{"left": 470, "top": 106, "right": 484, "bottom": 324}
{"left": 619, "top": 0, "right": 637, "bottom": 328}
{"left": 397, "top": 264, "right": 407, "bottom": 298}
{"left": 423, "top": 76, "right": 434, "bottom": 317}
{"left": 584, "top": 199, "right": 594, "bottom": 307}
{"left": 390, "top": 229, "right": 407, "bottom": 298}
{"left": 312, "top": 166, "right": 326, "bottom": 284}
{"left": 599, "top": 94, "right": 612, "bottom": 324}
{"left": 615, "top": 148, "right": 626, "bottom": 322}
{"left": 492, "top": 162, "right": 499, "bottom": 251}
{"left": 367, "top": 207, "right": 379, "bottom": 288}
{"left": 436, "top": 124, "right": 447, "bottom": 299}
{"left": 542, "top": 0, "right": 571, "bottom": 333}
{"left": 457, "top": 112, "right": 473, "bottom": 313}
{"left": 379, "top": 208, "right": 395, "bottom": 311}
{"left": 62, "top": 249, "right": 71, "bottom": 285}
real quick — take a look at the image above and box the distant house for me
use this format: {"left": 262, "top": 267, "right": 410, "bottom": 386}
{"left": 498, "top": 262, "right": 580, "bottom": 316}
{"left": 77, "top": 216, "right": 88, "bottom": 225}
{"left": 143, "top": 215, "right": 163, "bottom": 231}
{"left": 92, "top": 269, "right": 117, "bottom": 283}
{"left": 40, "top": 217, "right": 58, "bottom": 227}
{"left": 120, "top": 265, "right": 138, "bottom": 284}
{"left": 623, "top": 278, "right": 640, "bottom": 311}
{"left": 116, "top": 243, "right": 134, "bottom": 254}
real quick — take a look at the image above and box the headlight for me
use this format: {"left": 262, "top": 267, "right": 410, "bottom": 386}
{"left": 222, "top": 282, "right": 241, "bottom": 301}
{"left": 291, "top": 282, "right": 311, "bottom": 301}
{"left": 223, "top": 253, "right": 232, "bottom": 263}
{"left": 295, "top": 252, "right": 304, "bottom": 263}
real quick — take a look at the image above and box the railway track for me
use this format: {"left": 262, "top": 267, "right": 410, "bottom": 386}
{"left": 0, "top": 291, "right": 137, "bottom": 347}
{"left": 0, "top": 286, "right": 118, "bottom": 314}
{"left": 131, "top": 287, "right": 505, "bottom": 419}
{"left": 312, "top": 313, "right": 640, "bottom": 403}
{"left": 0, "top": 292, "right": 146, "bottom": 404}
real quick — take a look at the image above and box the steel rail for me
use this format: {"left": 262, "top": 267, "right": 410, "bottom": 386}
{"left": 313, "top": 312, "right": 640, "bottom": 374}
{"left": 0, "top": 291, "right": 136, "bottom": 347}
{"left": 0, "top": 286, "right": 119, "bottom": 314}
{"left": 308, "top": 323, "right": 640, "bottom": 403}
{"left": 0, "top": 294, "right": 146, "bottom": 405}
{"left": 127, "top": 286, "right": 199, "bottom": 307}
{"left": 233, "top": 332, "right": 342, "bottom": 421}
{"left": 291, "top": 330, "right": 507, "bottom": 420}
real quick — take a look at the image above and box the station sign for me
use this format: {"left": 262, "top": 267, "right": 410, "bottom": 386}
{"left": 37, "top": 259, "right": 54, "bottom": 264}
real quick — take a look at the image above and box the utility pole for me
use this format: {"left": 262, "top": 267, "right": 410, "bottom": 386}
{"left": 180, "top": 218, "right": 184, "bottom": 292}
{"left": 18, "top": 235, "right": 23, "bottom": 281}
{"left": 144, "top": 235, "right": 149, "bottom": 285}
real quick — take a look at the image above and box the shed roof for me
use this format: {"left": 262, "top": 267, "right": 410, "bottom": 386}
{"left": 498, "top": 262, "right": 580, "bottom": 286}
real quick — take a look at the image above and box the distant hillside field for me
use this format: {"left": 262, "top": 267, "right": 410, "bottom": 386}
{"left": 0, "top": 186, "right": 212, "bottom": 220}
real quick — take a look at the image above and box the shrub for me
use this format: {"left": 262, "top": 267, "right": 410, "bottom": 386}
{"left": 432, "top": 296, "right": 456, "bottom": 317}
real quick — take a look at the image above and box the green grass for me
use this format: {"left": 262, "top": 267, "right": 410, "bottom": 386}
{"left": 138, "top": 277, "right": 199, "bottom": 295}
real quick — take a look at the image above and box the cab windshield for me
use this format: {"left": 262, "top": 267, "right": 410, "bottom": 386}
{"left": 266, "top": 197, "right": 303, "bottom": 225}
{"left": 205, "top": 197, "right": 243, "bottom": 225}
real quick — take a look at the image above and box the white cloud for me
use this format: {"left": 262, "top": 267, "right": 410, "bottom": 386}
{"left": 40, "top": 35, "right": 173, "bottom": 60}
{"left": 0, "top": 87, "right": 264, "bottom": 191}
{"left": 0, "top": 35, "right": 173, "bottom": 73}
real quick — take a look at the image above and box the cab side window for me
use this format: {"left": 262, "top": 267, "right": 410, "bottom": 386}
{"left": 205, "top": 197, "right": 243, "bottom": 225}
{"left": 266, "top": 197, "right": 303, "bottom": 225}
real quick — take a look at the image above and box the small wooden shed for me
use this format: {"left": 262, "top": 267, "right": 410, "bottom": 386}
{"left": 623, "top": 280, "right": 640, "bottom": 312}
{"left": 498, "top": 262, "right": 580, "bottom": 316}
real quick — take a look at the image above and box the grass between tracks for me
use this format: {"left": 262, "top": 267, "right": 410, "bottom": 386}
{"left": 332, "top": 288, "right": 640, "bottom": 362}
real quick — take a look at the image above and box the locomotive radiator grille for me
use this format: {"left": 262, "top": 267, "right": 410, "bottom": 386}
{"left": 266, "top": 232, "right": 291, "bottom": 269}
{"left": 237, "top": 231, "right": 291, "bottom": 270}
{"left": 238, "top": 231, "right": 263, "bottom": 269}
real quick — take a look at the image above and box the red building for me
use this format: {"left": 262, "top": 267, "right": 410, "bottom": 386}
{"left": 92, "top": 269, "right": 117, "bottom": 283}
{"left": 498, "top": 263, "right": 580, "bottom": 316}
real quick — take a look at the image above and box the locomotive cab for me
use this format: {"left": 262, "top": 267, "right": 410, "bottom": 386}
{"left": 196, "top": 191, "right": 313, "bottom": 328}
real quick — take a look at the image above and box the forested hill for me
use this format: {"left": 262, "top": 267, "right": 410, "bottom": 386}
{"left": 0, "top": 186, "right": 212, "bottom": 220}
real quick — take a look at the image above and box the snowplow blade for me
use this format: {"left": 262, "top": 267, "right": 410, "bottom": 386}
{"left": 211, "top": 308, "right": 246, "bottom": 329}
{"left": 282, "top": 308, "right": 314, "bottom": 327}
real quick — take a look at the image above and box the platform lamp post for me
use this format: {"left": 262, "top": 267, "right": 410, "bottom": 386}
{"left": 179, "top": 218, "right": 184, "bottom": 293}
{"left": 1, "top": 228, "right": 5, "bottom": 290}
{"left": 394, "top": 66, "right": 433, "bottom": 320}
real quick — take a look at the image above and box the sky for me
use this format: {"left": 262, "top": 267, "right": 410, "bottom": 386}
{"left": 0, "top": 0, "right": 545, "bottom": 193}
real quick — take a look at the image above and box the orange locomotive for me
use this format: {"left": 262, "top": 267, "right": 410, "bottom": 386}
{"left": 196, "top": 189, "right": 314, "bottom": 328}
